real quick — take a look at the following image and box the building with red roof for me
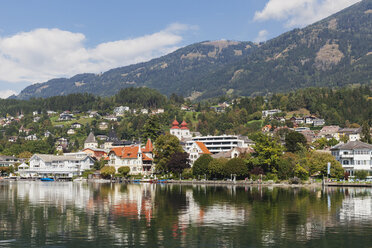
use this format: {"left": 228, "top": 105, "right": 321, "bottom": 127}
{"left": 170, "top": 119, "right": 192, "bottom": 140}
{"left": 188, "top": 141, "right": 211, "bottom": 165}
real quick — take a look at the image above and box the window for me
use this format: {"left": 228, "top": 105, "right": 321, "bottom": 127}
{"left": 343, "top": 160, "right": 349, "bottom": 165}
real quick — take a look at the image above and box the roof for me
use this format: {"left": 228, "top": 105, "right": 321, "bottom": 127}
{"left": 338, "top": 127, "right": 362, "bottom": 134}
{"left": 110, "top": 146, "right": 139, "bottom": 159}
{"left": 142, "top": 153, "right": 152, "bottom": 161}
{"left": 85, "top": 132, "right": 97, "bottom": 144}
{"left": 32, "top": 154, "right": 91, "bottom": 163}
{"left": 331, "top": 141, "right": 372, "bottom": 151}
{"left": 195, "top": 141, "right": 211, "bottom": 154}
{"left": 142, "top": 139, "right": 153, "bottom": 153}
{"left": 107, "top": 128, "right": 119, "bottom": 142}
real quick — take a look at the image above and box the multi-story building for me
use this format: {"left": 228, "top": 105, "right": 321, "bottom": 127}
{"left": 170, "top": 120, "right": 192, "bottom": 141}
{"left": 107, "top": 145, "right": 153, "bottom": 175}
{"left": 187, "top": 141, "right": 211, "bottom": 165}
{"left": 331, "top": 141, "right": 372, "bottom": 176}
{"left": 18, "top": 153, "right": 94, "bottom": 178}
{"left": 185, "top": 135, "right": 254, "bottom": 154}
{"left": 262, "top": 109, "right": 281, "bottom": 118}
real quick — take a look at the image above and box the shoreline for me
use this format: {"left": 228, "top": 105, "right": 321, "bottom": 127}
{"left": 3, "top": 178, "right": 372, "bottom": 188}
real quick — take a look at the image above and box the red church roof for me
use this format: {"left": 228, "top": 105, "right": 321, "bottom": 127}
{"left": 180, "top": 121, "right": 189, "bottom": 130}
{"left": 171, "top": 119, "right": 180, "bottom": 129}
{"left": 143, "top": 138, "right": 153, "bottom": 153}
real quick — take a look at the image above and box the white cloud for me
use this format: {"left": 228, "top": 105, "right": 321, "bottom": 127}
{"left": 0, "top": 90, "right": 17, "bottom": 99}
{"left": 254, "top": 30, "right": 269, "bottom": 42}
{"left": 0, "top": 23, "right": 193, "bottom": 84}
{"left": 254, "top": 0, "right": 361, "bottom": 27}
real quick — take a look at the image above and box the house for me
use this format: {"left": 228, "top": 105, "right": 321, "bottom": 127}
{"left": 313, "top": 118, "right": 325, "bottom": 127}
{"left": 331, "top": 141, "right": 372, "bottom": 176}
{"left": 290, "top": 117, "right": 305, "bottom": 125}
{"left": 56, "top": 137, "right": 69, "bottom": 151}
{"left": 98, "top": 122, "right": 109, "bottom": 130}
{"left": 32, "top": 111, "right": 38, "bottom": 116}
{"left": 212, "top": 147, "right": 254, "bottom": 159}
{"left": 113, "top": 106, "right": 130, "bottom": 116}
{"left": 44, "top": 130, "right": 52, "bottom": 138}
{"left": 107, "top": 145, "right": 153, "bottom": 175}
{"left": 262, "top": 125, "right": 272, "bottom": 133}
{"left": 96, "top": 135, "right": 108, "bottom": 141}
{"left": 152, "top": 108, "right": 164, "bottom": 114}
{"left": 59, "top": 112, "right": 73, "bottom": 121}
{"left": 304, "top": 116, "right": 315, "bottom": 125}
{"left": 67, "top": 129, "right": 76, "bottom": 135}
{"left": 84, "top": 132, "right": 98, "bottom": 149}
{"left": 170, "top": 120, "right": 192, "bottom": 141}
{"left": 103, "top": 115, "right": 118, "bottom": 122}
{"left": 187, "top": 141, "right": 211, "bottom": 165}
{"left": 103, "top": 128, "right": 124, "bottom": 149}
{"left": 19, "top": 126, "right": 32, "bottom": 135}
{"left": 25, "top": 134, "right": 38, "bottom": 141}
{"left": 47, "top": 110, "right": 57, "bottom": 115}
{"left": 18, "top": 153, "right": 95, "bottom": 178}
{"left": 0, "top": 156, "right": 23, "bottom": 167}
{"left": 82, "top": 148, "right": 108, "bottom": 160}
{"left": 33, "top": 116, "right": 41, "bottom": 122}
{"left": 298, "top": 130, "right": 316, "bottom": 143}
{"left": 262, "top": 109, "right": 282, "bottom": 118}
{"left": 8, "top": 136, "right": 18, "bottom": 142}
{"left": 88, "top": 111, "right": 100, "bottom": 118}
{"left": 338, "top": 128, "right": 362, "bottom": 142}
{"left": 70, "top": 122, "right": 82, "bottom": 129}
{"left": 140, "top": 109, "right": 149, "bottom": 114}
{"left": 318, "top": 126, "right": 340, "bottom": 140}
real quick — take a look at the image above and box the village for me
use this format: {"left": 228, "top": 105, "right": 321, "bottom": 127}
{"left": 0, "top": 103, "right": 370, "bottom": 182}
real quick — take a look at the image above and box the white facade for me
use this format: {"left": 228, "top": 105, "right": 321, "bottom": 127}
{"left": 331, "top": 141, "right": 372, "bottom": 175}
{"left": 187, "top": 141, "right": 211, "bottom": 165}
{"left": 185, "top": 135, "right": 253, "bottom": 154}
{"left": 262, "top": 109, "right": 281, "bottom": 118}
{"left": 18, "top": 154, "right": 94, "bottom": 178}
{"left": 170, "top": 128, "right": 191, "bottom": 140}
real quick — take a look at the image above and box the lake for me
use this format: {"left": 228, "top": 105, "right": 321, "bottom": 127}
{"left": 0, "top": 181, "right": 372, "bottom": 247}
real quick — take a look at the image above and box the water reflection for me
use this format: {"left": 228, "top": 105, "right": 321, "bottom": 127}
{"left": 1, "top": 182, "right": 372, "bottom": 247}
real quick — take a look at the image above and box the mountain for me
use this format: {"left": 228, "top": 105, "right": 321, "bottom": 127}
{"left": 15, "top": 0, "right": 372, "bottom": 100}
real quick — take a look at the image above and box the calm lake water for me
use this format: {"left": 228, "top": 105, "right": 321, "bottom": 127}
{"left": 0, "top": 182, "right": 372, "bottom": 247}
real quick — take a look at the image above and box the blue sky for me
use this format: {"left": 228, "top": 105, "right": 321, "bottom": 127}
{"left": 0, "top": 0, "right": 361, "bottom": 98}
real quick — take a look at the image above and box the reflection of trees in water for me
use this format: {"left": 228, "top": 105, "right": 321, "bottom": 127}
{"left": 1, "top": 182, "right": 372, "bottom": 247}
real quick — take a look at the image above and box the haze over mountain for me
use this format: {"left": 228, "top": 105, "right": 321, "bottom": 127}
{"left": 15, "top": 0, "right": 372, "bottom": 100}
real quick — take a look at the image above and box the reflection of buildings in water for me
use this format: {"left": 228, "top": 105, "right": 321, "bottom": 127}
{"left": 339, "top": 188, "right": 372, "bottom": 222}
{"left": 177, "top": 189, "right": 249, "bottom": 227}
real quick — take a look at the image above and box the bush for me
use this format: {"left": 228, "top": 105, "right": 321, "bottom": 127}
{"left": 355, "top": 170, "right": 368, "bottom": 180}
{"left": 193, "top": 154, "right": 213, "bottom": 176}
{"left": 289, "top": 177, "right": 301, "bottom": 184}
{"left": 118, "top": 166, "right": 130, "bottom": 177}
{"left": 182, "top": 168, "right": 193, "bottom": 179}
{"left": 100, "top": 166, "right": 116, "bottom": 178}
{"left": 294, "top": 164, "right": 308, "bottom": 181}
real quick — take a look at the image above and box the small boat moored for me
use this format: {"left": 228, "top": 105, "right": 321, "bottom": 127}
{"left": 40, "top": 178, "right": 54, "bottom": 182}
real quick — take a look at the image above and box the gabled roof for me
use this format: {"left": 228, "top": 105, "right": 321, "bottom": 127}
{"left": 85, "top": 132, "right": 97, "bottom": 144}
{"left": 143, "top": 138, "right": 153, "bottom": 153}
{"left": 195, "top": 141, "right": 211, "bottom": 154}
{"left": 142, "top": 153, "right": 153, "bottom": 161}
{"left": 331, "top": 141, "right": 372, "bottom": 150}
{"left": 110, "top": 146, "right": 139, "bottom": 159}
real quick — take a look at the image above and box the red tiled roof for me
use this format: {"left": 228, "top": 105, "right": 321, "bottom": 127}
{"left": 143, "top": 139, "right": 153, "bottom": 153}
{"left": 195, "top": 142, "right": 211, "bottom": 154}
{"left": 110, "top": 146, "right": 139, "bottom": 159}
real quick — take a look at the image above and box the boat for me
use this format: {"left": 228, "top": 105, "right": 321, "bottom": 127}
{"left": 40, "top": 178, "right": 54, "bottom": 182}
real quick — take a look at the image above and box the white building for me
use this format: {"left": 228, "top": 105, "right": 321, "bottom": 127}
{"left": 84, "top": 132, "right": 98, "bottom": 149}
{"left": 114, "top": 106, "right": 130, "bottom": 116}
{"left": 170, "top": 120, "right": 192, "bottom": 141}
{"left": 18, "top": 153, "right": 94, "bottom": 178}
{"left": 331, "top": 141, "right": 372, "bottom": 176}
{"left": 313, "top": 118, "right": 325, "bottom": 127}
{"left": 187, "top": 141, "right": 212, "bottom": 165}
{"left": 262, "top": 109, "right": 281, "bottom": 118}
{"left": 185, "top": 135, "right": 254, "bottom": 154}
{"left": 107, "top": 145, "right": 153, "bottom": 175}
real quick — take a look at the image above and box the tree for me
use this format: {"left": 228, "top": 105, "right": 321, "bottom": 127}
{"left": 223, "top": 158, "right": 248, "bottom": 179}
{"left": 192, "top": 154, "right": 213, "bottom": 177}
{"left": 18, "top": 151, "right": 33, "bottom": 159}
{"left": 285, "top": 131, "right": 307, "bottom": 153}
{"left": 141, "top": 115, "right": 162, "bottom": 142}
{"left": 166, "top": 152, "right": 190, "bottom": 176}
{"left": 100, "top": 166, "right": 116, "bottom": 179}
{"left": 277, "top": 153, "right": 297, "bottom": 180}
{"left": 118, "top": 166, "right": 130, "bottom": 177}
{"left": 361, "top": 121, "right": 372, "bottom": 144}
{"left": 355, "top": 170, "right": 368, "bottom": 180}
{"left": 153, "top": 134, "right": 183, "bottom": 172}
{"left": 208, "top": 158, "right": 227, "bottom": 179}
{"left": 251, "top": 133, "right": 284, "bottom": 173}
{"left": 294, "top": 164, "right": 308, "bottom": 180}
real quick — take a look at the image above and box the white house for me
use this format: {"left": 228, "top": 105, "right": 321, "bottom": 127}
{"left": 107, "top": 145, "right": 153, "bottom": 175}
{"left": 313, "top": 118, "right": 325, "bottom": 127}
{"left": 25, "top": 134, "right": 38, "bottom": 141}
{"left": 187, "top": 141, "right": 211, "bottom": 165}
{"left": 71, "top": 122, "right": 82, "bottom": 129}
{"left": 331, "top": 141, "right": 372, "bottom": 176}
{"left": 67, "top": 129, "right": 76, "bottom": 135}
{"left": 84, "top": 132, "right": 98, "bottom": 149}
{"left": 262, "top": 109, "right": 281, "bottom": 118}
{"left": 18, "top": 153, "right": 94, "bottom": 178}
{"left": 113, "top": 106, "right": 130, "bottom": 116}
